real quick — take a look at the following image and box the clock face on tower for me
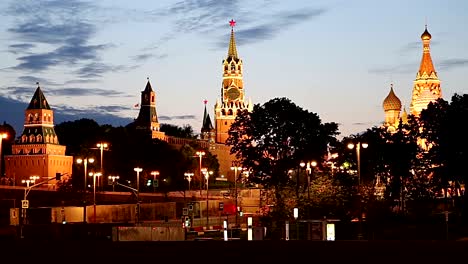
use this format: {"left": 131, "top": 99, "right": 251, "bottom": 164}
{"left": 227, "top": 87, "right": 240, "bottom": 100}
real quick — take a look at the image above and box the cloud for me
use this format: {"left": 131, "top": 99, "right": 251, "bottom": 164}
{"left": 50, "top": 88, "right": 127, "bottom": 97}
{"left": 159, "top": 115, "right": 196, "bottom": 121}
{"left": 17, "top": 76, "right": 58, "bottom": 86}
{"left": 438, "top": 58, "right": 468, "bottom": 70}
{"left": 6, "top": 0, "right": 115, "bottom": 75}
{"left": 75, "top": 62, "right": 125, "bottom": 79}
{"left": 368, "top": 63, "right": 418, "bottom": 75}
{"left": 8, "top": 43, "right": 36, "bottom": 54}
{"left": 216, "top": 8, "right": 327, "bottom": 48}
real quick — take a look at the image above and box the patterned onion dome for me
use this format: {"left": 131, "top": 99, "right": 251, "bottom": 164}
{"left": 383, "top": 86, "right": 402, "bottom": 111}
{"left": 421, "top": 26, "right": 431, "bottom": 40}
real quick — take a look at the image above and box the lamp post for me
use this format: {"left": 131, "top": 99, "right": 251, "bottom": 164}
{"left": 231, "top": 163, "right": 243, "bottom": 227}
{"left": 108, "top": 176, "right": 119, "bottom": 192}
{"left": 348, "top": 141, "right": 368, "bottom": 240}
{"left": 300, "top": 161, "right": 317, "bottom": 199}
{"left": 150, "top": 171, "right": 160, "bottom": 193}
{"left": 96, "top": 142, "right": 108, "bottom": 190}
{"left": 196, "top": 151, "right": 205, "bottom": 194}
{"left": 202, "top": 168, "right": 213, "bottom": 228}
{"left": 21, "top": 179, "right": 33, "bottom": 188}
{"left": 134, "top": 167, "right": 142, "bottom": 224}
{"left": 184, "top": 172, "right": 194, "bottom": 190}
{"left": 89, "top": 172, "right": 102, "bottom": 223}
{"left": 76, "top": 158, "right": 94, "bottom": 191}
{"left": 0, "top": 133, "right": 7, "bottom": 177}
{"left": 76, "top": 157, "right": 94, "bottom": 224}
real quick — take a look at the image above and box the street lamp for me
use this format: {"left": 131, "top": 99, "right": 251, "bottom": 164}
{"left": 96, "top": 142, "right": 108, "bottom": 190}
{"left": 347, "top": 141, "right": 368, "bottom": 240}
{"left": 300, "top": 161, "right": 317, "bottom": 199}
{"left": 150, "top": 171, "right": 160, "bottom": 193}
{"left": 202, "top": 168, "right": 213, "bottom": 228}
{"left": 88, "top": 172, "right": 102, "bottom": 223}
{"left": 184, "top": 172, "right": 194, "bottom": 190}
{"left": 134, "top": 167, "right": 143, "bottom": 224}
{"left": 108, "top": 175, "right": 119, "bottom": 192}
{"left": 0, "top": 133, "right": 7, "bottom": 177}
{"left": 231, "top": 163, "right": 243, "bottom": 227}
{"left": 76, "top": 158, "right": 94, "bottom": 191}
{"left": 196, "top": 151, "right": 205, "bottom": 194}
{"left": 21, "top": 179, "right": 33, "bottom": 187}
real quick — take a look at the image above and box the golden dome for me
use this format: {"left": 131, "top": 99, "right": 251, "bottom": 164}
{"left": 383, "top": 85, "right": 401, "bottom": 111}
{"left": 421, "top": 26, "right": 431, "bottom": 40}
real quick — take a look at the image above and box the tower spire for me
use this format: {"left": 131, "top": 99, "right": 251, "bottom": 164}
{"left": 418, "top": 25, "right": 435, "bottom": 76}
{"left": 227, "top": 19, "right": 238, "bottom": 59}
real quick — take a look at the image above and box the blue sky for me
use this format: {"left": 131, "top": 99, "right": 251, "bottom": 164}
{"left": 0, "top": 0, "right": 467, "bottom": 138}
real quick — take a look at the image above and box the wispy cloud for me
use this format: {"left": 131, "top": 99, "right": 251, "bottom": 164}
{"left": 438, "top": 58, "right": 468, "bottom": 70}
{"left": 6, "top": 0, "right": 115, "bottom": 78}
{"left": 217, "top": 8, "right": 327, "bottom": 47}
{"left": 159, "top": 115, "right": 196, "bottom": 121}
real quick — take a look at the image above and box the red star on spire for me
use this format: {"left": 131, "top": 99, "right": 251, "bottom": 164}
{"left": 229, "top": 19, "right": 236, "bottom": 28}
{"left": 203, "top": 99, "right": 208, "bottom": 105}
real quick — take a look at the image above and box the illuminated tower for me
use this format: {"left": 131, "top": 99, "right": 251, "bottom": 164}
{"left": 383, "top": 83, "right": 402, "bottom": 133}
{"left": 5, "top": 83, "right": 73, "bottom": 186}
{"left": 201, "top": 100, "right": 215, "bottom": 143}
{"left": 214, "top": 19, "right": 253, "bottom": 143}
{"left": 130, "top": 78, "right": 165, "bottom": 140}
{"left": 410, "top": 25, "right": 442, "bottom": 117}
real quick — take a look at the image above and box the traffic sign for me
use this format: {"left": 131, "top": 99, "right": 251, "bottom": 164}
{"left": 21, "top": 200, "right": 29, "bottom": 209}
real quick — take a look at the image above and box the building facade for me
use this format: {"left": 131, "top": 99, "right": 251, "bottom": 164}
{"left": 4, "top": 83, "right": 73, "bottom": 187}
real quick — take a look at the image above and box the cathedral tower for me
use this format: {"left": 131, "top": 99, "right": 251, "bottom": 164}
{"left": 383, "top": 83, "right": 402, "bottom": 133}
{"left": 5, "top": 83, "right": 73, "bottom": 186}
{"left": 410, "top": 25, "right": 442, "bottom": 117}
{"left": 214, "top": 19, "right": 253, "bottom": 144}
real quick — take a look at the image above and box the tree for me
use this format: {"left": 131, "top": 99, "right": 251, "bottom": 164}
{"left": 226, "top": 97, "right": 339, "bottom": 220}
{"left": 160, "top": 124, "right": 196, "bottom": 139}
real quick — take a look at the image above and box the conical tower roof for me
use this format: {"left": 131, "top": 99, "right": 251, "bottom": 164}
{"left": 144, "top": 77, "right": 153, "bottom": 92}
{"left": 383, "top": 84, "right": 401, "bottom": 111}
{"left": 27, "top": 82, "right": 51, "bottom": 110}
{"left": 418, "top": 25, "right": 436, "bottom": 76}
{"left": 227, "top": 19, "right": 238, "bottom": 60}
{"left": 202, "top": 100, "right": 214, "bottom": 131}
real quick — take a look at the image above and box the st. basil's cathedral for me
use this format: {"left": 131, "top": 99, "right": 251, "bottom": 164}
{"left": 382, "top": 25, "right": 442, "bottom": 132}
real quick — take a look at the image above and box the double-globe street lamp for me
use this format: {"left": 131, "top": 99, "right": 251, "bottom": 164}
{"left": 76, "top": 158, "right": 94, "bottom": 191}
{"left": 96, "top": 142, "right": 108, "bottom": 190}
{"left": 108, "top": 175, "right": 119, "bottom": 192}
{"left": 202, "top": 168, "right": 213, "bottom": 228}
{"left": 76, "top": 157, "right": 94, "bottom": 223}
{"left": 184, "top": 172, "right": 194, "bottom": 191}
{"left": 347, "top": 141, "right": 368, "bottom": 240}
{"left": 134, "top": 167, "right": 143, "bottom": 224}
{"left": 150, "top": 171, "right": 160, "bottom": 193}
{"left": 300, "top": 161, "right": 317, "bottom": 199}
{"left": 89, "top": 172, "right": 102, "bottom": 223}
{"left": 195, "top": 151, "right": 205, "bottom": 194}
{"left": 231, "top": 163, "right": 244, "bottom": 227}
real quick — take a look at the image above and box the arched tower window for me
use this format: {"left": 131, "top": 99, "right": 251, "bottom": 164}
{"left": 231, "top": 63, "right": 235, "bottom": 71}
{"left": 228, "top": 109, "right": 233, "bottom": 115}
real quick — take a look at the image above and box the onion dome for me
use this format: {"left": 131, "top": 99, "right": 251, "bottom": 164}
{"left": 383, "top": 84, "right": 402, "bottom": 111}
{"left": 421, "top": 25, "right": 431, "bottom": 40}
